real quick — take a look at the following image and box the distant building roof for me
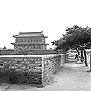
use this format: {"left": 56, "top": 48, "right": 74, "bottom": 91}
{"left": 13, "top": 31, "right": 48, "bottom": 38}
{"left": 11, "top": 42, "right": 49, "bottom": 45}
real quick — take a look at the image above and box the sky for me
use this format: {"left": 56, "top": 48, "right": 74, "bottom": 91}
{"left": 0, "top": 0, "right": 91, "bottom": 49}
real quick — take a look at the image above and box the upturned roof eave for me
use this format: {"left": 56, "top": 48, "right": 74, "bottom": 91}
{"left": 13, "top": 35, "right": 48, "bottom": 38}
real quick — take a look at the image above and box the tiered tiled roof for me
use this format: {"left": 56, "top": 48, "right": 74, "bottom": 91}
{"left": 13, "top": 31, "right": 48, "bottom": 38}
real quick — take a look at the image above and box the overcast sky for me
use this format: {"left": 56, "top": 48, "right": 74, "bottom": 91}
{"left": 0, "top": 0, "right": 91, "bottom": 49}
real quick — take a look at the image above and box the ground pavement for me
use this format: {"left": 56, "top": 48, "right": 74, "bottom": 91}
{"left": 0, "top": 62, "right": 91, "bottom": 91}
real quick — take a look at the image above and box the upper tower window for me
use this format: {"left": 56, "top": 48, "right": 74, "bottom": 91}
{"left": 19, "top": 39, "right": 20, "bottom": 42}
{"left": 24, "top": 39, "right": 26, "bottom": 42}
{"left": 39, "top": 38, "right": 42, "bottom": 42}
{"left": 21, "top": 39, "right": 23, "bottom": 42}
{"left": 28, "top": 39, "right": 29, "bottom": 42}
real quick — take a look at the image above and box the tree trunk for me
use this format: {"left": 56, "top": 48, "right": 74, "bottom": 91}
{"left": 83, "top": 49, "right": 88, "bottom": 66}
{"left": 90, "top": 50, "right": 91, "bottom": 71}
{"left": 64, "top": 52, "right": 68, "bottom": 63}
{"left": 80, "top": 49, "right": 84, "bottom": 63}
{"left": 76, "top": 48, "right": 80, "bottom": 56}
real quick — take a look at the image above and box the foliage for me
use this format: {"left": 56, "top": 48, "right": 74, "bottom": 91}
{"left": 52, "top": 25, "right": 91, "bottom": 66}
{"left": 13, "top": 46, "right": 57, "bottom": 55}
{"left": 13, "top": 46, "right": 32, "bottom": 55}
{"left": 52, "top": 25, "right": 91, "bottom": 52}
{"left": 3, "top": 46, "right": 7, "bottom": 50}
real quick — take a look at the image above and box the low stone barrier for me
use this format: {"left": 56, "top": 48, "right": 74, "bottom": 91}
{"left": 0, "top": 54, "right": 65, "bottom": 86}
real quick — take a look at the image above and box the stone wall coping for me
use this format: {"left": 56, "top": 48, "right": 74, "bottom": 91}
{"left": 59, "top": 54, "right": 65, "bottom": 55}
{"left": 0, "top": 54, "right": 63, "bottom": 58}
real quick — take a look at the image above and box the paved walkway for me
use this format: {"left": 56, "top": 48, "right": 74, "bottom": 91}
{"left": 0, "top": 62, "right": 91, "bottom": 91}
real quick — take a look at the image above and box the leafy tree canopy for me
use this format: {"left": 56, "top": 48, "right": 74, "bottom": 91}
{"left": 52, "top": 25, "right": 91, "bottom": 52}
{"left": 14, "top": 46, "right": 32, "bottom": 55}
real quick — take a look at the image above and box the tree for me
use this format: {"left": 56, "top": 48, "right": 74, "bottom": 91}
{"left": 3, "top": 46, "right": 7, "bottom": 50}
{"left": 51, "top": 40, "right": 59, "bottom": 52}
{"left": 52, "top": 25, "right": 91, "bottom": 66}
{"left": 13, "top": 46, "right": 32, "bottom": 55}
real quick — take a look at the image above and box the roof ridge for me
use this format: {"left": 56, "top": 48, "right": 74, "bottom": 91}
{"left": 19, "top": 31, "right": 43, "bottom": 34}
